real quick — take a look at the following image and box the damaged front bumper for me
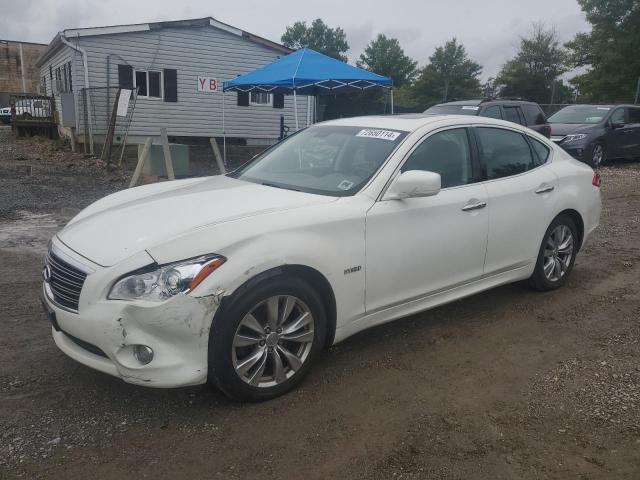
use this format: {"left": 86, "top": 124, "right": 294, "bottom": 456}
{"left": 42, "top": 242, "right": 222, "bottom": 388}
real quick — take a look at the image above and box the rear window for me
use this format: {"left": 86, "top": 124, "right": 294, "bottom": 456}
{"left": 424, "top": 105, "right": 480, "bottom": 115}
{"left": 522, "top": 104, "right": 546, "bottom": 125}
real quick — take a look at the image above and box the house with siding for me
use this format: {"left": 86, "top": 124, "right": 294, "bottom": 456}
{"left": 35, "top": 17, "right": 309, "bottom": 150}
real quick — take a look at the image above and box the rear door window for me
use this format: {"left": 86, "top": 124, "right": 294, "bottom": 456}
{"left": 475, "top": 127, "right": 535, "bottom": 179}
{"left": 522, "top": 104, "right": 547, "bottom": 125}
{"left": 503, "top": 106, "right": 523, "bottom": 125}
{"left": 482, "top": 105, "right": 502, "bottom": 119}
{"left": 628, "top": 107, "right": 640, "bottom": 124}
{"left": 401, "top": 128, "right": 475, "bottom": 188}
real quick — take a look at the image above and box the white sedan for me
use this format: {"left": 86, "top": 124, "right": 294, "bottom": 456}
{"left": 42, "top": 115, "right": 601, "bottom": 401}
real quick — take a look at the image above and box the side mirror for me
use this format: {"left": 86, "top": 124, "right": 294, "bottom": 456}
{"left": 387, "top": 170, "right": 441, "bottom": 200}
{"left": 611, "top": 120, "right": 625, "bottom": 129}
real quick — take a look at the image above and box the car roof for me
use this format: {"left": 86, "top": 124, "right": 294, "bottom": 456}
{"left": 318, "top": 114, "right": 530, "bottom": 133}
{"left": 434, "top": 99, "right": 542, "bottom": 107}
{"left": 434, "top": 99, "right": 483, "bottom": 106}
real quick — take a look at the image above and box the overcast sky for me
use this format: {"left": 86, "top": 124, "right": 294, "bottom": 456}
{"left": 1, "top": 0, "right": 589, "bottom": 80}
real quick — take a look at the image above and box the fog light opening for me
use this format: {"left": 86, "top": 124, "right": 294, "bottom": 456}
{"left": 133, "top": 345, "right": 154, "bottom": 365}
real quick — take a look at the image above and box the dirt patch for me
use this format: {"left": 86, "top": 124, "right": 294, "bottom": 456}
{"left": 1, "top": 127, "right": 639, "bottom": 479}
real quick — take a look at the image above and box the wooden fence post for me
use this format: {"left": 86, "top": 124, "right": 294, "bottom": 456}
{"left": 209, "top": 138, "right": 226, "bottom": 174}
{"left": 160, "top": 127, "right": 175, "bottom": 180}
{"left": 129, "top": 137, "right": 153, "bottom": 188}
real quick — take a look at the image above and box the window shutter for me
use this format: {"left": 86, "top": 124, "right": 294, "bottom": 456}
{"left": 163, "top": 69, "right": 178, "bottom": 102}
{"left": 237, "top": 91, "right": 249, "bottom": 107}
{"left": 118, "top": 65, "right": 133, "bottom": 90}
{"left": 273, "top": 93, "right": 284, "bottom": 109}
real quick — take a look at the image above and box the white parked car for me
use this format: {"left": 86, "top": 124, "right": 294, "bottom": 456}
{"left": 42, "top": 115, "right": 601, "bottom": 401}
{"left": 0, "top": 106, "right": 11, "bottom": 124}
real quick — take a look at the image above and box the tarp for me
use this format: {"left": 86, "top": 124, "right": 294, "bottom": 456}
{"left": 223, "top": 48, "right": 393, "bottom": 95}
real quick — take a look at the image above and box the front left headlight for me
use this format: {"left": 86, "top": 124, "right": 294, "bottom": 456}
{"left": 563, "top": 133, "right": 588, "bottom": 143}
{"left": 108, "top": 255, "right": 226, "bottom": 302}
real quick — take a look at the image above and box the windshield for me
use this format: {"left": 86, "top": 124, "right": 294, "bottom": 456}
{"left": 424, "top": 105, "right": 480, "bottom": 115}
{"left": 548, "top": 105, "right": 612, "bottom": 124}
{"left": 230, "top": 125, "right": 408, "bottom": 196}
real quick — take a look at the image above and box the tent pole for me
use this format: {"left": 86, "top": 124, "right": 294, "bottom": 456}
{"left": 222, "top": 90, "right": 226, "bottom": 164}
{"left": 306, "top": 95, "right": 311, "bottom": 126}
{"left": 390, "top": 89, "right": 394, "bottom": 115}
{"left": 293, "top": 89, "right": 299, "bottom": 130}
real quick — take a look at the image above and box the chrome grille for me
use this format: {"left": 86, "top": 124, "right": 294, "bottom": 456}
{"left": 46, "top": 252, "right": 87, "bottom": 311}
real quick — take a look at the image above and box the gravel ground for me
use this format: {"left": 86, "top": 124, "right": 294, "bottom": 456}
{"left": 1, "top": 126, "right": 639, "bottom": 479}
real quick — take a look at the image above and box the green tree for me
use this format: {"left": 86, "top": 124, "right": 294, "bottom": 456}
{"left": 566, "top": 0, "right": 640, "bottom": 102}
{"left": 412, "top": 38, "right": 482, "bottom": 106}
{"left": 281, "top": 19, "right": 349, "bottom": 61}
{"left": 496, "top": 23, "right": 570, "bottom": 104}
{"left": 356, "top": 34, "right": 418, "bottom": 87}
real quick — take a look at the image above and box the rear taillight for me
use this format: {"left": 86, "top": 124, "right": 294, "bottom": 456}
{"left": 541, "top": 125, "right": 551, "bottom": 139}
{"left": 592, "top": 172, "right": 601, "bottom": 187}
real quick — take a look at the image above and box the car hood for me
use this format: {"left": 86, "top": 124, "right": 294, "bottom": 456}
{"left": 549, "top": 123, "right": 596, "bottom": 136}
{"left": 57, "top": 176, "right": 336, "bottom": 267}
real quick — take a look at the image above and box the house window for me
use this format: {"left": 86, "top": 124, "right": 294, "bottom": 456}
{"left": 41, "top": 76, "right": 47, "bottom": 95}
{"left": 134, "top": 69, "right": 162, "bottom": 98}
{"left": 55, "top": 67, "right": 62, "bottom": 93}
{"left": 65, "top": 62, "right": 73, "bottom": 92}
{"left": 250, "top": 92, "right": 272, "bottom": 106}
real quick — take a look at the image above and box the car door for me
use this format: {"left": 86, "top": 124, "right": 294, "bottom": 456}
{"left": 365, "top": 127, "right": 489, "bottom": 312}
{"left": 627, "top": 106, "right": 640, "bottom": 157}
{"left": 475, "top": 126, "right": 559, "bottom": 275}
{"left": 606, "top": 107, "right": 637, "bottom": 159}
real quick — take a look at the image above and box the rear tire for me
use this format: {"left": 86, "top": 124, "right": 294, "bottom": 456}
{"left": 529, "top": 215, "right": 578, "bottom": 291}
{"left": 208, "top": 275, "right": 326, "bottom": 402}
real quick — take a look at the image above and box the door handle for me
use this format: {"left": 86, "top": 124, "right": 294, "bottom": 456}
{"left": 535, "top": 184, "right": 555, "bottom": 194}
{"left": 461, "top": 200, "right": 487, "bottom": 211}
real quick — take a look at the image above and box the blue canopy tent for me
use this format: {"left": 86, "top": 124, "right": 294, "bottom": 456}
{"left": 223, "top": 48, "right": 393, "bottom": 141}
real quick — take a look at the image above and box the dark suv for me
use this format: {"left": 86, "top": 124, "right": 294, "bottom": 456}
{"left": 548, "top": 104, "right": 640, "bottom": 167}
{"left": 424, "top": 99, "right": 551, "bottom": 138}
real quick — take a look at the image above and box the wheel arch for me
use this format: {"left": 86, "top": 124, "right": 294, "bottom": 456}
{"left": 556, "top": 208, "right": 585, "bottom": 250}
{"left": 214, "top": 264, "right": 337, "bottom": 349}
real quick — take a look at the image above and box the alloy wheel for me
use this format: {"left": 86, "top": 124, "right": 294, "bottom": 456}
{"left": 232, "top": 295, "right": 315, "bottom": 388}
{"left": 592, "top": 144, "right": 604, "bottom": 167}
{"left": 543, "top": 225, "right": 574, "bottom": 282}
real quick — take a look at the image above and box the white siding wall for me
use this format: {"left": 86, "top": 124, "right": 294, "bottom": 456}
{"left": 65, "top": 25, "right": 308, "bottom": 140}
{"left": 39, "top": 46, "right": 80, "bottom": 119}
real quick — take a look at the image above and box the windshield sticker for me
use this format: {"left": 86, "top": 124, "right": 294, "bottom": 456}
{"left": 596, "top": 107, "right": 611, "bottom": 110}
{"left": 586, "top": 116, "right": 603, "bottom": 122}
{"left": 356, "top": 129, "right": 401, "bottom": 141}
{"left": 461, "top": 106, "right": 480, "bottom": 110}
{"left": 337, "top": 180, "right": 354, "bottom": 190}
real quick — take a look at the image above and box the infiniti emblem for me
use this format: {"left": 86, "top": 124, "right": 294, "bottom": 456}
{"left": 42, "top": 264, "right": 52, "bottom": 282}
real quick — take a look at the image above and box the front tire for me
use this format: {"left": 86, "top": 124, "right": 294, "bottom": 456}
{"left": 529, "top": 215, "right": 578, "bottom": 291}
{"left": 590, "top": 143, "right": 605, "bottom": 167}
{"left": 208, "top": 276, "right": 326, "bottom": 401}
